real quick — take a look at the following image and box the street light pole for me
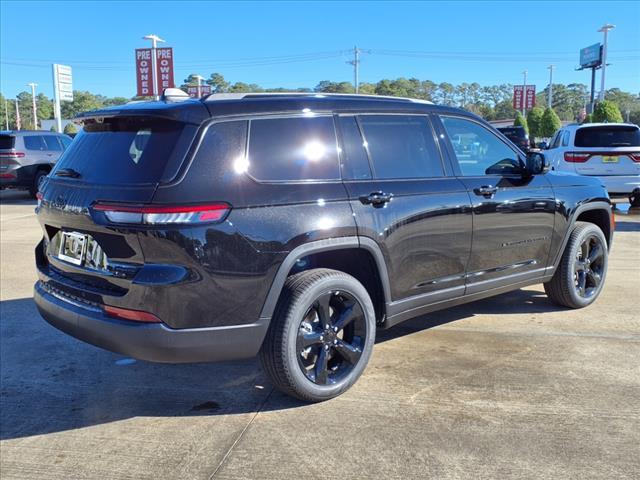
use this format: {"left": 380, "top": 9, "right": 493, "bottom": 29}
{"left": 27, "top": 83, "right": 38, "bottom": 129}
{"left": 547, "top": 65, "right": 554, "bottom": 108}
{"left": 143, "top": 34, "right": 165, "bottom": 100}
{"left": 522, "top": 70, "right": 527, "bottom": 116}
{"left": 4, "top": 98, "right": 8, "bottom": 130}
{"left": 598, "top": 23, "right": 615, "bottom": 101}
{"left": 347, "top": 46, "right": 361, "bottom": 94}
{"left": 194, "top": 75, "right": 205, "bottom": 98}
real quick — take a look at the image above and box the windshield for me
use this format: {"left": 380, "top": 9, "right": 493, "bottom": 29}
{"left": 51, "top": 117, "right": 193, "bottom": 185}
{"left": 575, "top": 126, "right": 640, "bottom": 148}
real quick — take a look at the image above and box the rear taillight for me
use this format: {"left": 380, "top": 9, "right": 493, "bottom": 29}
{"left": 0, "top": 173, "right": 17, "bottom": 179}
{"left": 93, "top": 202, "right": 231, "bottom": 225}
{"left": 36, "top": 192, "right": 43, "bottom": 208}
{"left": 103, "top": 305, "right": 162, "bottom": 323}
{"left": 630, "top": 153, "right": 640, "bottom": 163}
{"left": 0, "top": 152, "right": 25, "bottom": 159}
{"left": 564, "top": 152, "right": 591, "bottom": 163}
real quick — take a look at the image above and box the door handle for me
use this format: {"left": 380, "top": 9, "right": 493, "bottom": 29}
{"left": 359, "top": 191, "right": 393, "bottom": 207}
{"left": 473, "top": 185, "right": 498, "bottom": 198}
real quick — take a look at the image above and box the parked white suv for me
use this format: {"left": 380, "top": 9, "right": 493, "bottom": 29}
{"left": 545, "top": 123, "right": 640, "bottom": 206}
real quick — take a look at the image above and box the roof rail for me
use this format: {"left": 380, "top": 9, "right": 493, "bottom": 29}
{"left": 203, "top": 92, "right": 433, "bottom": 105}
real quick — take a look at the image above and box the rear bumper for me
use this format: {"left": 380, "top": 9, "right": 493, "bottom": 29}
{"left": 598, "top": 175, "right": 640, "bottom": 196}
{"left": 34, "top": 282, "right": 269, "bottom": 363}
{"left": 0, "top": 164, "right": 41, "bottom": 188}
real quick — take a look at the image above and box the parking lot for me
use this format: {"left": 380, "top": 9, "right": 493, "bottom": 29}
{"left": 0, "top": 188, "right": 639, "bottom": 479}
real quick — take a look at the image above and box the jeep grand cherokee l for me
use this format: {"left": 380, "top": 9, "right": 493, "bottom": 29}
{"left": 34, "top": 91, "right": 614, "bottom": 402}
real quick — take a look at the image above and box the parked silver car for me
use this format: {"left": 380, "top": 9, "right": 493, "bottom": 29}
{"left": 0, "top": 130, "right": 73, "bottom": 197}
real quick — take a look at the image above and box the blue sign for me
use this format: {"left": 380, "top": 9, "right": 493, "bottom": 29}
{"left": 580, "top": 43, "right": 602, "bottom": 68}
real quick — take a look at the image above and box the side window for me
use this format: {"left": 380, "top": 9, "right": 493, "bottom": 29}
{"left": 441, "top": 116, "right": 521, "bottom": 176}
{"left": 60, "top": 136, "right": 73, "bottom": 150}
{"left": 337, "top": 116, "right": 371, "bottom": 180}
{"left": 248, "top": 116, "right": 340, "bottom": 181}
{"left": 357, "top": 115, "right": 444, "bottom": 179}
{"left": 561, "top": 130, "right": 570, "bottom": 147}
{"left": 23, "top": 135, "right": 46, "bottom": 151}
{"left": 43, "top": 136, "right": 63, "bottom": 151}
{"left": 551, "top": 130, "right": 563, "bottom": 149}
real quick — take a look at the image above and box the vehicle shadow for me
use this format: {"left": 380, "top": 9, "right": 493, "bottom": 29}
{"left": 376, "top": 287, "right": 561, "bottom": 343}
{"left": 0, "top": 190, "right": 36, "bottom": 205}
{"left": 0, "top": 287, "right": 560, "bottom": 440}
{"left": 614, "top": 221, "right": 640, "bottom": 232}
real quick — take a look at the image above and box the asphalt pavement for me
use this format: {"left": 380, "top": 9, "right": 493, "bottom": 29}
{"left": 1, "top": 189, "right": 639, "bottom": 479}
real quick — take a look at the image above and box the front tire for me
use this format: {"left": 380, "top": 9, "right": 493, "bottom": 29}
{"left": 260, "top": 268, "right": 376, "bottom": 402}
{"left": 544, "top": 222, "right": 608, "bottom": 309}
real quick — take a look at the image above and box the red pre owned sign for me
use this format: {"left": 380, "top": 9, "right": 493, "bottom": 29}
{"left": 513, "top": 85, "right": 536, "bottom": 110}
{"left": 135, "top": 47, "right": 175, "bottom": 97}
{"left": 155, "top": 47, "right": 175, "bottom": 92}
{"left": 135, "top": 48, "right": 153, "bottom": 97}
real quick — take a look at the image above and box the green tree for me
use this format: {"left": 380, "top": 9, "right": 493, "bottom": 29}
{"left": 63, "top": 123, "right": 78, "bottom": 134}
{"left": 206, "top": 73, "right": 230, "bottom": 93}
{"left": 540, "top": 107, "right": 562, "bottom": 137}
{"left": 593, "top": 100, "right": 623, "bottom": 123}
{"left": 526, "top": 106, "right": 544, "bottom": 139}
{"left": 228, "top": 82, "right": 262, "bottom": 93}
{"left": 314, "top": 80, "right": 354, "bottom": 93}
{"left": 494, "top": 99, "right": 516, "bottom": 120}
{"left": 61, "top": 91, "right": 104, "bottom": 119}
{"left": 583, "top": 113, "right": 594, "bottom": 124}
{"left": 513, "top": 112, "right": 528, "bottom": 134}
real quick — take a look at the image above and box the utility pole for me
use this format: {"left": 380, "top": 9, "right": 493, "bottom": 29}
{"left": 143, "top": 34, "right": 165, "bottom": 100}
{"left": 521, "top": 70, "right": 527, "bottom": 116}
{"left": 347, "top": 46, "right": 361, "bottom": 94}
{"left": 15, "top": 99, "right": 21, "bottom": 130}
{"left": 27, "top": 83, "right": 38, "bottom": 129}
{"left": 547, "top": 65, "right": 554, "bottom": 108}
{"left": 194, "top": 74, "right": 205, "bottom": 98}
{"left": 598, "top": 23, "right": 615, "bottom": 101}
{"left": 4, "top": 98, "right": 9, "bottom": 130}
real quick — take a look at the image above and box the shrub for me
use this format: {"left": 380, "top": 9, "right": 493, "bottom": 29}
{"left": 540, "top": 107, "right": 562, "bottom": 137}
{"left": 592, "top": 100, "right": 623, "bottom": 123}
{"left": 526, "top": 106, "right": 544, "bottom": 139}
{"left": 514, "top": 112, "right": 528, "bottom": 134}
{"left": 63, "top": 123, "right": 78, "bottom": 134}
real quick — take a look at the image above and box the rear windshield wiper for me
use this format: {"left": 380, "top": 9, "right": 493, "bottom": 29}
{"left": 55, "top": 168, "right": 81, "bottom": 178}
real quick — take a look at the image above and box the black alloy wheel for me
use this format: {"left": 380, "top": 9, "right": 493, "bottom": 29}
{"left": 573, "top": 235, "right": 605, "bottom": 299}
{"left": 296, "top": 290, "right": 367, "bottom": 385}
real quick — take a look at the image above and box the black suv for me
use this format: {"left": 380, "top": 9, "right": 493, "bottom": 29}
{"left": 497, "top": 126, "right": 531, "bottom": 152}
{"left": 34, "top": 92, "right": 613, "bottom": 402}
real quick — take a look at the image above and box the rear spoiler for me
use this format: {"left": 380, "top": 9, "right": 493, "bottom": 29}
{"left": 74, "top": 98, "right": 210, "bottom": 125}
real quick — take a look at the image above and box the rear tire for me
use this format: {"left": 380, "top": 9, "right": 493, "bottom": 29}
{"left": 29, "top": 170, "right": 47, "bottom": 198}
{"left": 260, "top": 268, "right": 376, "bottom": 402}
{"left": 544, "top": 222, "right": 608, "bottom": 309}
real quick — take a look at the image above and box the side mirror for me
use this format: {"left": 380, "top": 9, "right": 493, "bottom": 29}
{"left": 526, "top": 152, "right": 550, "bottom": 175}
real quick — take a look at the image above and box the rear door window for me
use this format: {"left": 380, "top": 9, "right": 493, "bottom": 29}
{"left": 575, "top": 126, "right": 640, "bottom": 147}
{"left": 357, "top": 115, "right": 444, "bottom": 179}
{"left": 51, "top": 117, "right": 194, "bottom": 185}
{"left": 24, "top": 135, "right": 47, "bottom": 150}
{"left": 42, "top": 136, "right": 63, "bottom": 151}
{"left": 0, "top": 135, "right": 15, "bottom": 149}
{"left": 248, "top": 116, "right": 340, "bottom": 181}
{"left": 337, "top": 116, "right": 372, "bottom": 180}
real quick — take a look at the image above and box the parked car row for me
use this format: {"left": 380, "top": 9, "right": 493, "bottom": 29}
{"left": 0, "top": 130, "right": 73, "bottom": 197}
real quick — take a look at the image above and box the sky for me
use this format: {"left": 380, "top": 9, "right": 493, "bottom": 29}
{"left": 1, "top": 0, "right": 639, "bottom": 99}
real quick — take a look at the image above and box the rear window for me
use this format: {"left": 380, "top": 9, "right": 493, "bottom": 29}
{"left": 248, "top": 116, "right": 340, "bottom": 181}
{"left": 575, "top": 126, "right": 640, "bottom": 147}
{"left": 0, "top": 135, "right": 15, "bottom": 149}
{"left": 51, "top": 117, "right": 193, "bottom": 185}
{"left": 498, "top": 128, "right": 526, "bottom": 138}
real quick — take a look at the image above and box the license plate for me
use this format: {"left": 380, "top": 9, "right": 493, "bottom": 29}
{"left": 58, "top": 231, "right": 87, "bottom": 266}
{"left": 602, "top": 155, "right": 619, "bottom": 163}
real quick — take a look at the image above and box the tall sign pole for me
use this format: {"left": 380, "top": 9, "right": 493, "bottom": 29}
{"left": 52, "top": 64, "right": 73, "bottom": 133}
{"left": 598, "top": 24, "right": 615, "bottom": 101}
{"left": 521, "top": 70, "right": 527, "bottom": 116}
{"left": 547, "top": 65, "right": 554, "bottom": 108}
{"left": 577, "top": 43, "right": 603, "bottom": 114}
{"left": 15, "top": 99, "right": 21, "bottom": 130}
{"left": 27, "top": 83, "right": 38, "bottom": 129}
{"left": 143, "top": 34, "right": 165, "bottom": 100}
{"left": 4, "top": 98, "right": 9, "bottom": 130}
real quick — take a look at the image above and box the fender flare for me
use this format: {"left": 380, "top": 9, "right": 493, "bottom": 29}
{"left": 549, "top": 200, "right": 613, "bottom": 272}
{"left": 258, "top": 236, "right": 391, "bottom": 320}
